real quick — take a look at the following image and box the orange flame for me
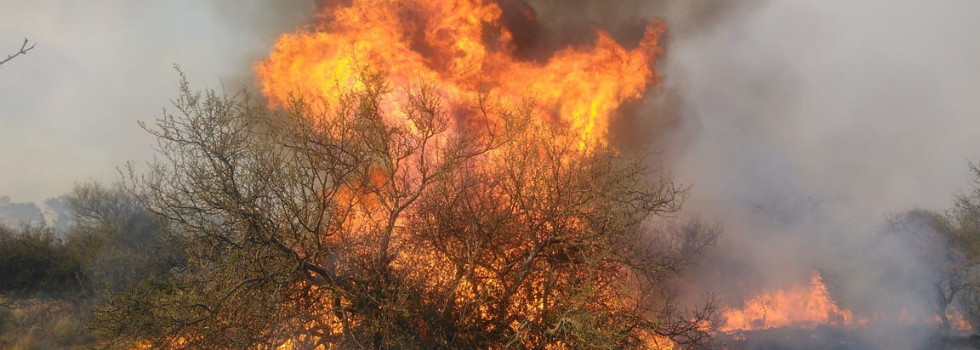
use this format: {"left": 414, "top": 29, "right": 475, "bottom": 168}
{"left": 720, "top": 271, "right": 974, "bottom": 333}
{"left": 252, "top": 0, "right": 667, "bottom": 346}
{"left": 720, "top": 271, "right": 861, "bottom": 332}
{"left": 647, "top": 334, "right": 677, "bottom": 350}
{"left": 124, "top": 2, "right": 669, "bottom": 349}
{"left": 255, "top": 0, "right": 665, "bottom": 146}
{"left": 944, "top": 311, "right": 973, "bottom": 332}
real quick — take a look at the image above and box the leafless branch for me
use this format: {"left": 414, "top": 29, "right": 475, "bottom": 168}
{"left": 0, "top": 38, "right": 36, "bottom": 67}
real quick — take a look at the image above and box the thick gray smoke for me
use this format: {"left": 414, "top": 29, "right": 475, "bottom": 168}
{"left": 661, "top": 0, "right": 980, "bottom": 292}
{"left": 641, "top": 1, "right": 980, "bottom": 348}
{"left": 531, "top": 0, "right": 980, "bottom": 347}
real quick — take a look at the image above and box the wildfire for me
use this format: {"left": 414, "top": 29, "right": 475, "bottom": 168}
{"left": 720, "top": 271, "right": 974, "bottom": 333}
{"left": 942, "top": 311, "right": 973, "bottom": 332}
{"left": 720, "top": 271, "right": 861, "bottom": 332}
{"left": 246, "top": 0, "right": 670, "bottom": 349}
{"left": 255, "top": 0, "right": 665, "bottom": 146}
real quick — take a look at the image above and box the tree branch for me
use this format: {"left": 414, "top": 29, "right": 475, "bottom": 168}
{"left": 0, "top": 38, "right": 36, "bottom": 67}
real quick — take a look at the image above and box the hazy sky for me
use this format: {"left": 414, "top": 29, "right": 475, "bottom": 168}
{"left": 668, "top": 0, "right": 980, "bottom": 220}
{"left": 0, "top": 0, "right": 309, "bottom": 203}
{"left": 2, "top": 0, "right": 980, "bottom": 220}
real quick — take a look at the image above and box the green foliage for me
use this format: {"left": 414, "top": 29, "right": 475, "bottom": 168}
{"left": 66, "top": 182, "right": 181, "bottom": 296}
{"left": 953, "top": 163, "right": 980, "bottom": 331}
{"left": 0, "top": 223, "right": 83, "bottom": 295}
{"left": 888, "top": 162, "right": 980, "bottom": 333}
{"left": 885, "top": 209, "right": 969, "bottom": 330}
{"left": 0, "top": 182, "right": 178, "bottom": 297}
{"left": 0, "top": 182, "right": 181, "bottom": 349}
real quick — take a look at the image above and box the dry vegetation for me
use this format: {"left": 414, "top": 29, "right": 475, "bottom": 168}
{"left": 1, "top": 70, "right": 979, "bottom": 349}
{"left": 86, "top": 71, "right": 721, "bottom": 349}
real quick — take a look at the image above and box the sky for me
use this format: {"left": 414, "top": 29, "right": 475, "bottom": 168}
{"left": 2, "top": 0, "right": 980, "bottom": 221}
{"left": 0, "top": 0, "right": 310, "bottom": 204}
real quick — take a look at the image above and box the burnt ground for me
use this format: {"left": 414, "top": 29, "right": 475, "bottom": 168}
{"left": 715, "top": 325, "right": 980, "bottom": 350}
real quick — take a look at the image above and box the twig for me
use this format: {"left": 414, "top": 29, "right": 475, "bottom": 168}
{"left": 0, "top": 38, "right": 37, "bottom": 66}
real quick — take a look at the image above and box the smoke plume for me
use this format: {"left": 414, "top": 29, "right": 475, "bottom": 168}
{"left": 650, "top": 0, "right": 980, "bottom": 348}
{"left": 210, "top": 2, "right": 980, "bottom": 343}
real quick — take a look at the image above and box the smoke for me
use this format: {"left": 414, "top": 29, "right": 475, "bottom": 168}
{"left": 518, "top": 0, "right": 980, "bottom": 346}
{"left": 198, "top": 0, "right": 314, "bottom": 88}
{"left": 5, "top": 0, "right": 980, "bottom": 346}
{"left": 643, "top": 0, "right": 980, "bottom": 347}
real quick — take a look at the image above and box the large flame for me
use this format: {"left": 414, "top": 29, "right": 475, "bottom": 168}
{"left": 248, "top": 1, "right": 670, "bottom": 349}
{"left": 255, "top": 0, "right": 665, "bottom": 146}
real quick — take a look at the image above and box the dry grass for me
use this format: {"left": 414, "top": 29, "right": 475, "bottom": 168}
{"left": 0, "top": 296, "right": 94, "bottom": 350}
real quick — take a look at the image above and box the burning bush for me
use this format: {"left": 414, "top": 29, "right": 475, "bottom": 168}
{"left": 95, "top": 62, "right": 719, "bottom": 348}
{"left": 92, "top": 0, "right": 726, "bottom": 348}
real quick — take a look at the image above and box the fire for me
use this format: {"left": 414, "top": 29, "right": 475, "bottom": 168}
{"left": 123, "top": 1, "right": 671, "bottom": 349}
{"left": 943, "top": 310, "right": 973, "bottom": 332}
{"left": 252, "top": 0, "right": 668, "bottom": 344}
{"left": 255, "top": 0, "right": 665, "bottom": 146}
{"left": 647, "top": 335, "right": 677, "bottom": 350}
{"left": 252, "top": 1, "right": 669, "bottom": 348}
{"left": 721, "top": 271, "right": 860, "bottom": 332}
{"left": 720, "top": 271, "right": 975, "bottom": 333}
